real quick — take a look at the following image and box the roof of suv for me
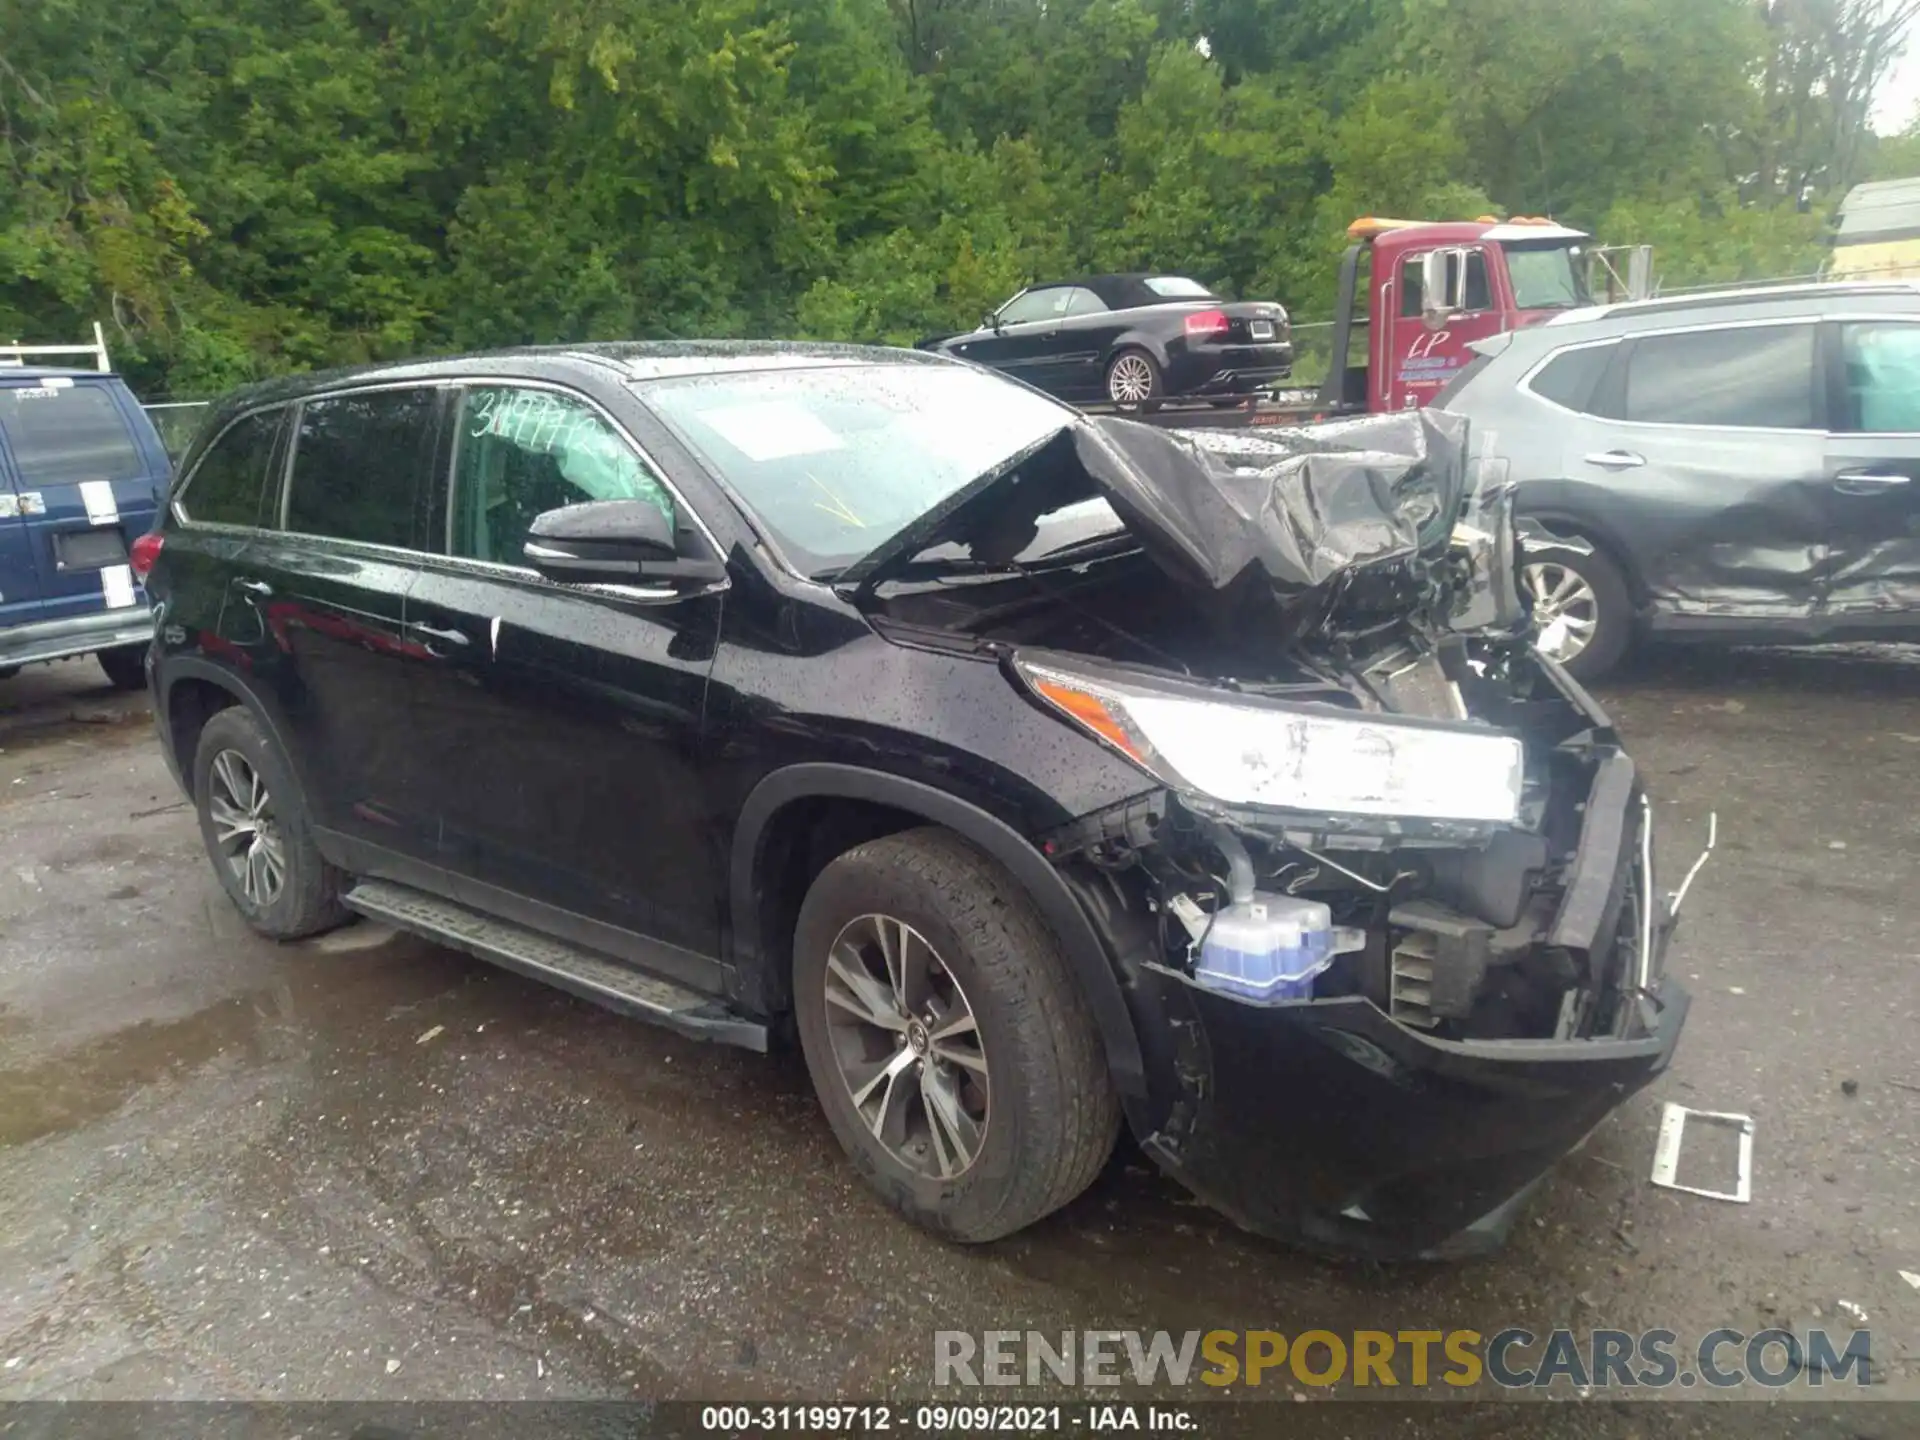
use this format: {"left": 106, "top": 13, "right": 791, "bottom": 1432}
{"left": 202, "top": 340, "right": 946, "bottom": 418}
{"left": 1542, "top": 280, "right": 1920, "bottom": 331}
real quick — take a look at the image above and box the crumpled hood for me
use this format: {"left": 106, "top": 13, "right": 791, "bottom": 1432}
{"left": 1072, "top": 408, "right": 1470, "bottom": 598}
{"left": 841, "top": 406, "right": 1474, "bottom": 639}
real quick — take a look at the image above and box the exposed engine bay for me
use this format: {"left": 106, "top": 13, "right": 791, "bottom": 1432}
{"left": 857, "top": 408, "right": 1678, "bottom": 1049}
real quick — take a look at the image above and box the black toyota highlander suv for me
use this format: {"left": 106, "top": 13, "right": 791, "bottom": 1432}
{"left": 137, "top": 343, "right": 1694, "bottom": 1259}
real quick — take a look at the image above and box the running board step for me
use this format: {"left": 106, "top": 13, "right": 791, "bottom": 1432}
{"left": 343, "top": 880, "right": 767, "bottom": 1052}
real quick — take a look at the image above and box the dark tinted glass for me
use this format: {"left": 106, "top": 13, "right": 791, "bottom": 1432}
{"left": 179, "top": 408, "right": 283, "bottom": 526}
{"left": 287, "top": 388, "right": 437, "bottom": 547}
{"left": 1528, "top": 343, "right": 1615, "bottom": 412}
{"left": 1624, "top": 325, "right": 1815, "bottom": 428}
{"left": 0, "top": 382, "right": 144, "bottom": 485}
{"left": 1401, "top": 251, "right": 1490, "bottom": 316}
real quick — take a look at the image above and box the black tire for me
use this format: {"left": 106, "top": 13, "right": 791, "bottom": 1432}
{"left": 1522, "top": 541, "right": 1633, "bottom": 682}
{"left": 191, "top": 706, "right": 349, "bottom": 939}
{"left": 97, "top": 644, "right": 148, "bottom": 691}
{"left": 1104, "top": 348, "right": 1163, "bottom": 404}
{"left": 793, "top": 827, "right": 1120, "bottom": 1243}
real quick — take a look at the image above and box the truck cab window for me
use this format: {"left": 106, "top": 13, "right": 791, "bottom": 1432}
{"left": 1401, "top": 251, "right": 1490, "bottom": 316}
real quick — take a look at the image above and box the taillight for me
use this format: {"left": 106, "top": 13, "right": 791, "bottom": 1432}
{"left": 129, "top": 532, "right": 164, "bottom": 581}
{"left": 1184, "top": 308, "right": 1230, "bottom": 339}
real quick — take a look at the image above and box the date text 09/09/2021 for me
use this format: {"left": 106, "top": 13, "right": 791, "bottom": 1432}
{"left": 699, "top": 1406, "right": 1191, "bottom": 1433}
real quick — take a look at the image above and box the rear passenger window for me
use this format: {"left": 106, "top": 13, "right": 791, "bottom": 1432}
{"left": 1527, "top": 343, "right": 1615, "bottom": 412}
{"left": 286, "top": 388, "right": 439, "bottom": 547}
{"left": 179, "top": 408, "right": 284, "bottom": 527}
{"left": 449, "top": 387, "right": 674, "bottom": 567}
{"left": 0, "top": 382, "right": 145, "bottom": 486}
{"left": 1623, "top": 325, "right": 1816, "bottom": 429}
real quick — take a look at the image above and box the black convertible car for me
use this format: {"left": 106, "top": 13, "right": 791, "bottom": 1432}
{"left": 929, "top": 274, "right": 1293, "bottom": 404}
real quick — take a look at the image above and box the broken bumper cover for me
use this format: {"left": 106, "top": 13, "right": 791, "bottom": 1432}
{"left": 1130, "top": 739, "right": 1690, "bottom": 1260}
{"left": 1138, "top": 971, "right": 1687, "bottom": 1259}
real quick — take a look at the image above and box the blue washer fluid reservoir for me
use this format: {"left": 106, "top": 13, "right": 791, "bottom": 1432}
{"left": 1195, "top": 892, "right": 1337, "bottom": 1002}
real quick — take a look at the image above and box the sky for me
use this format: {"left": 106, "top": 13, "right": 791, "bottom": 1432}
{"left": 1875, "top": 21, "right": 1920, "bottom": 133}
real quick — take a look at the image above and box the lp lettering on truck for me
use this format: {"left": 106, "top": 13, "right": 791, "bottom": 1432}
{"left": 933, "top": 1328, "right": 1873, "bottom": 1389}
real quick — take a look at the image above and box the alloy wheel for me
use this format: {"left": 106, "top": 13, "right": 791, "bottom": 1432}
{"left": 1107, "top": 354, "right": 1156, "bottom": 404}
{"left": 821, "top": 913, "right": 990, "bottom": 1180}
{"left": 1522, "top": 562, "right": 1601, "bottom": 664}
{"left": 207, "top": 748, "right": 286, "bottom": 908}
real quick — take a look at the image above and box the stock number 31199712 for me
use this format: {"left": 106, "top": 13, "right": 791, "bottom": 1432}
{"left": 698, "top": 1405, "right": 1067, "bottom": 1432}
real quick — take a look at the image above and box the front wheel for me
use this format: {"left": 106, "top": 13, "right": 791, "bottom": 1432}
{"left": 1520, "top": 543, "right": 1632, "bottom": 682}
{"left": 192, "top": 706, "right": 349, "bottom": 939}
{"left": 1105, "top": 349, "right": 1162, "bottom": 404}
{"left": 793, "top": 827, "right": 1120, "bottom": 1243}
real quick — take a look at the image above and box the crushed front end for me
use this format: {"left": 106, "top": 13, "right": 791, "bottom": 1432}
{"left": 1037, "top": 642, "right": 1690, "bottom": 1259}
{"left": 854, "top": 405, "right": 1699, "bottom": 1257}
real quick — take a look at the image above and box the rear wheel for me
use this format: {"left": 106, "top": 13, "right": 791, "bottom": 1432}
{"left": 97, "top": 644, "right": 147, "bottom": 691}
{"left": 1105, "top": 349, "right": 1162, "bottom": 404}
{"left": 192, "top": 707, "right": 348, "bottom": 939}
{"left": 794, "top": 827, "right": 1120, "bottom": 1242}
{"left": 1521, "top": 544, "right": 1632, "bottom": 682}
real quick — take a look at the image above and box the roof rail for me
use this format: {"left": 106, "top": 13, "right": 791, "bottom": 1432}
{"left": 1548, "top": 280, "right": 1920, "bottom": 326}
{"left": 0, "top": 321, "right": 111, "bottom": 372}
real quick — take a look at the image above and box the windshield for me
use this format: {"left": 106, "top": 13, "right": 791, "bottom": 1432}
{"left": 1143, "top": 276, "right": 1214, "bottom": 298}
{"left": 638, "top": 363, "right": 1072, "bottom": 578}
{"left": 1504, "top": 242, "right": 1590, "bottom": 310}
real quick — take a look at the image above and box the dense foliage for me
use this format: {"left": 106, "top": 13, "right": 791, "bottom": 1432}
{"left": 0, "top": 0, "right": 1908, "bottom": 395}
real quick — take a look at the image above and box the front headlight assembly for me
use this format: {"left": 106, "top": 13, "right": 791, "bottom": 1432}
{"left": 1014, "top": 656, "right": 1524, "bottom": 826}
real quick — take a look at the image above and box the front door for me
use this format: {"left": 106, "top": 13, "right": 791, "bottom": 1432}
{"left": 1820, "top": 317, "right": 1920, "bottom": 631}
{"left": 947, "top": 287, "right": 1069, "bottom": 389}
{"left": 403, "top": 382, "right": 725, "bottom": 975}
{"left": 236, "top": 385, "right": 444, "bottom": 858}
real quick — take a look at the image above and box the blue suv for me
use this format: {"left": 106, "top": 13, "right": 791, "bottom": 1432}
{"left": 0, "top": 369, "right": 169, "bottom": 688}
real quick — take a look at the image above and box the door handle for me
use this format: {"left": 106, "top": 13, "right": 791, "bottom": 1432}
{"left": 231, "top": 578, "right": 273, "bottom": 599}
{"left": 406, "top": 621, "right": 470, "bottom": 651}
{"left": 1832, "top": 470, "right": 1912, "bottom": 495}
{"left": 1583, "top": 450, "right": 1645, "bottom": 470}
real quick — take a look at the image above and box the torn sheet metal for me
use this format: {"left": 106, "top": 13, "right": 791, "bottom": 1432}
{"left": 1650, "top": 1102, "right": 1753, "bottom": 1202}
{"left": 1071, "top": 408, "right": 1470, "bottom": 601}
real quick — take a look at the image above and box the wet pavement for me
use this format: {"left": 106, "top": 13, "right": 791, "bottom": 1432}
{"left": 0, "top": 646, "right": 1917, "bottom": 1430}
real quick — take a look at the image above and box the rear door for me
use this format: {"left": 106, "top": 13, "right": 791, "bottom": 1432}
{"left": 234, "top": 385, "right": 444, "bottom": 859}
{"left": 1563, "top": 319, "right": 1828, "bottom": 628}
{"left": 0, "top": 375, "right": 166, "bottom": 626}
{"left": 1821, "top": 317, "right": 1920, "bottom": 630}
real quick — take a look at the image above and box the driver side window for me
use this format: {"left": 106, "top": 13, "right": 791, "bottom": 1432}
{"left": 450, "top": 386, "right": 675, "bottom": 566}
{"left": 997, "top": 288, "right": 1067, "bottom": 326}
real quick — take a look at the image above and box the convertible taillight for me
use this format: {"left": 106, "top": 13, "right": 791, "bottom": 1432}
{"left": 1184, "top": 309, "right": 1230, "bottom": 339}
{"left": 130, "top": 532, "right": 164, "bottom": 581}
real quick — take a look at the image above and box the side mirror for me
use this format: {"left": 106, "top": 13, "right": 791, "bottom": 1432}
{"left": 984, "top": 311, "right": 1002, "bottom": 333}
{"left": 1419, "top": 249, "right": 1452, "bottom": 327}
{"left": 523, "top": 500, "right": 723, "bottom": 586}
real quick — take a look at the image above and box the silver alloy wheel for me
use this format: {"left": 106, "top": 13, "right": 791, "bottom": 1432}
{"left": 207, "top": 748, "right": 286, "bottom": 908}
{"left": 1522, "top": 561, "right": 1601, "bottom": 664}
{"left": 821, "top": 913, "right": 989, "bottom": 1180}
{"left": 1107, "top": 353, "right": 1156, "bottom": 403}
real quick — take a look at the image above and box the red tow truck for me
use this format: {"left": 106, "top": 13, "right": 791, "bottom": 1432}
{"left": 1108, "top": 215, "right": 1649, "bottom": 429}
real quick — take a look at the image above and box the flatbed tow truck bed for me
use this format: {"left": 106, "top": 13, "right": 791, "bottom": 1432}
{"left": 1076, "top": 388, "right": 1356, "bottom": 431}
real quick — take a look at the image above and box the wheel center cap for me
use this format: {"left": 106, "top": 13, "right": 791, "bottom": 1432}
{"left": 906, "top": 1020, "right": 930, "bottom": 1056}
